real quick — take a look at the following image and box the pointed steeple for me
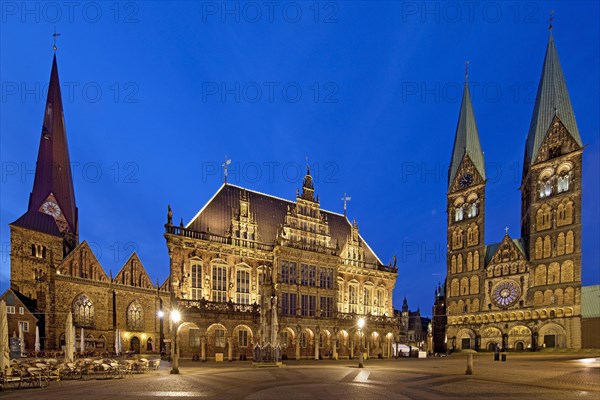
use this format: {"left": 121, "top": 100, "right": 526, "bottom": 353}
{"left": 28, "top": 54, "right": 78, "bottom": 236}
{"left": 448, "top": 78, "right": 485, "bottom": 189}
{"left": 524, "top": 31, "right": 582, "bottom": 165}
{"left": 300, "top": 164, "right": 316, "bottom": 201}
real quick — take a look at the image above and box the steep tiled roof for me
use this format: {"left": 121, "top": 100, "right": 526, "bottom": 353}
{"left": 448, "top": 82, "right": 485, "bottom": 189}
{"left": 186, "top": 184, "right": 382, "bottom": 265}
{"left": 524, "top": 32, "right": 582, "bottom": 165}
{"left": 11, "top": 211, "right": 62, "bottom": 237}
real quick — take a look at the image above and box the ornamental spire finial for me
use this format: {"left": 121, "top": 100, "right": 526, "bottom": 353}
{"left": 52, "top": 27, "right": 60, "bottom": 52}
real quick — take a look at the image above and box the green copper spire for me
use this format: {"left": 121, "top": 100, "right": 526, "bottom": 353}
{"left": 448, "top": 79, "right": 485, "bottom": 189}
{"left": 524, "top": 31, "right": 582, "bottom": 166}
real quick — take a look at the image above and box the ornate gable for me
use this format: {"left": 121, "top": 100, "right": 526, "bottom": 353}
{"left": 534, "top": 116, "right": 582, "bottom": 165}
{"left": 449, "top": 154, "right": 485, "bottom": 194}
{"left": 114, "top": 252, "right": 155, "bottom": 289}
{"left": 488, "top": 235, "right": 526, "bottom": 265}
{"left": 340, "top": 219, "right": 365, "bottom": 265}
{"left": 57, "top": 240, "right": 109, "bottom": 282}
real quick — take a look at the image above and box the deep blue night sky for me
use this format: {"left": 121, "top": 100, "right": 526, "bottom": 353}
{"left": 1, "top": 1, "right": 599, "bottom": 316}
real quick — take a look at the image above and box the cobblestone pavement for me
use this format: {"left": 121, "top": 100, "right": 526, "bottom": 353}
{"left": 2, "top": 353, "right": 599, "bottom": 399}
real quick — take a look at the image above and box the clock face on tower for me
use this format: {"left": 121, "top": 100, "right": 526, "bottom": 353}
{"left": 40, "top": 201, "right": 62, "bottom": 218}
{"left": 459, "top": 173, "right": 474, "bottom": 188}
{"left": 492, "top": 280, "right": 521, "bottom": 308}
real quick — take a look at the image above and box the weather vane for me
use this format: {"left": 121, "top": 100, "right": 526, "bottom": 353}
{"left": 464, "top": 60, "right": 470, "bottom": 82}
{"left": 549, "top": 10, "right": 554, "bottom": 31}
{"left": 52, "top": 27, "right": 61, "bottom": 52}
{"left": 222, "top": 156, "right": 232, "bottom": 183}
{"left": 341, "top": 193, "right": 352, "bottom": 217}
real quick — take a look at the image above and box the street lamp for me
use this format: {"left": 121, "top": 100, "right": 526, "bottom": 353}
{"left": 157, "top": 310, "right": 164, "bottom": 355}
{"left": 357, "top": 318, "right": 365, "bottom": 368}
{"left": 170, "top": 310, "right": 181, "bottom": 374}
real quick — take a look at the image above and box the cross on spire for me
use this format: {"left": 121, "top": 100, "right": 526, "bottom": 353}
{"left": 505, "top": 226, "right": 509, "bottom": 235}
{"left": 464, "top": 60, "right": 470, "bottom": 83}
{"left": 52, "top": 27, "right": 61, "bottom": 52}
{"left": 549, "top": 9, "right": 554, "bottom": 31}
{"left": 341, "top": 193, "right": 352, "bottom": 216}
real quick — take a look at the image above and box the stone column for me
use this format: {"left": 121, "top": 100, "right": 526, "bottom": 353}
{"left": 228, "top": 337, "right": 233, "bottom": 361}
{"left": 314, "top": 339, "right": 319, "bottom": 360}
{"left": 366, "top": 342, "right": 370, "bottom": 359}
{"left": 332, "top": 339, "right": 337, "bottom": 360}
{"left": 350, "top": 340, "right": 354, "bottom": 359}
{"left": 201, "top": 337, "right": 206, "bottom": 361}
{"left": 295, "top": 340, "right": 301, "bottom": 360}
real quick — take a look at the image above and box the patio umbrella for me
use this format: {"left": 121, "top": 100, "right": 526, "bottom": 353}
{"left": 65, "top": 312, "right": 74, "bottom": 363}
{"left": 18, "top": 322, "right": 25, "bottom": 356}
{"left": 115, "top": 329, "right": 121, "bottom": 356}
{"left": 80, "top": 327, "right": 85, "bottom": 354}
{"left": 0, "top": 301, "right": 9, "bottom": 372}
{"left": 35, "top": 325, "right": 40, "bottom": 352}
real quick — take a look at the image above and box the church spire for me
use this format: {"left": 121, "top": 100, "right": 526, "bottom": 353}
{"left": 448, "top": 71, "right": 485, "bottom": 189}
{"left": 524, "top": 29, "right": 582, "bottom": 166}
{"left": 28, "top": 53, "right": 78, "bottom": 237}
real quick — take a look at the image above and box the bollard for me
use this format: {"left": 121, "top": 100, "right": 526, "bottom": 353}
{"left": 494, "top": 352, "right": 499, "bottom": 361}
{"left": 465, "top": 354, "right": 474, "bottom": 375}
{"left": 501, "top": 354, "right": 506, "bottom": 362}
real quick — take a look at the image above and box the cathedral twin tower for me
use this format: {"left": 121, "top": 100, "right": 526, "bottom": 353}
{"left": 444, "top": 30, "right": 583, "bottom": 350}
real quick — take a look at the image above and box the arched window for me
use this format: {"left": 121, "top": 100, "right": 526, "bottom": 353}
{"left": 73, "top": 294, "right": 94, "bottom": 327}
{"left": 236, "top": 269, "right": 250, "bottom": 304}
{"left": 363, "top": 286, "right": 372, "bottom": 314}
{"left": 127, "top": 301, "right": 144, "bottom": 331}
{"left": 455, "top": 206, "right": 463, "bottom": 222}
{"left": 536, "top": 205, "right": 552, "bottom": 231}
{"left": 535, "top": 238, "right": 543, "bottom": 259}
{"left": 470, "top": 276, "right": 479, "bottom": 294}
{"left": 557, "top": 233, "right": 565, "bottom": 256}
{"left": 467, "top": 202, "right": 478, "bottom": 218}
{"left": 191, "top": 261, "right": 202, "bottom": 300}
{"left": 348, "top": 284, "right": 358, "bottom": 313}
{"left": 557, "top": 174, "right": 570, "bottom": 193}
{"left": 450, "top": 279, "right": 459, "bottom": 297}
{"left": 543, "top": 236, "right": 551, "bottom": 258}
{"left": 566, "top": 231, "right": 574, "bottom": 254}
{"left": 451, "top": 255, "right": 457, "bottom": 274}
{"left": 376, "top": 288, "right": 385, "bottom": 316}
{"left": 473, "top": 251, "right": 480, "bottom": 270}
{"left": 212, "top": 262, "right": 228, "bottom": 302}
{"left": 539, "top": 179, "right": 553, "bottom": 198}
{"left": 457, "top": 254, "right": 463, "bottom": 273}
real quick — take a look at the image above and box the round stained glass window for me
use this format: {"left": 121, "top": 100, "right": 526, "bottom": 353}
{"left": 492, "top": 280, "right": 521, "bottom": 308}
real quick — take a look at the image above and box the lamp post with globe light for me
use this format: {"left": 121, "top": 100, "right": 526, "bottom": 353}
{"left": 357, "top": 318, "right": 365, "bottom": 368}
{"left": 170, "top": 310, "right": 181, "bottom": 374}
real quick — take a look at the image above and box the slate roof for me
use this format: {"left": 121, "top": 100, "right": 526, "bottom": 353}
{"left": 11, "top": 211, "right": 62, "bottom": 237}
{"left": 186, "top": 183, "right": 382, "bottom": 265}
{"left": 524, "top": 32, "right": 582, "bottom": 165}
{"left": 28, "top": 54, "right": 78, "bottom": 234}
{"left": 448, "top": 82, "right": 486, "bottom": 189}
{"left": 581, "top": 285, "right": 600, "bottom": 319}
